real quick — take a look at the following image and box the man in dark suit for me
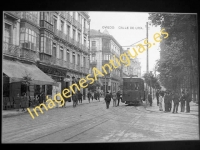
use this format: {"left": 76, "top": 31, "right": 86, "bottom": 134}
{"left": 156, "top": 89, "right": 160, "bottom": 106}
{"left": 105, "top": 91, "right": 112, "bottom": 109}
{"left": 164, "top": 92, "right": 170, "bottom": 112}
{"left": 185, "top": 89, "right": 191, "bottom": 113}
{"left": 180, "top": 90, "right": 186, "bottom": 112}
{"left": 172, "top": 91, "right": 180, "bottom": 113}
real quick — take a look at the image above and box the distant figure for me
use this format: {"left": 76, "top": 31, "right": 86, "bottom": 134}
{"left": 164, "top": 92, "right": 170, "bottom": 112}
{"left": 77, "top": 91, "right": 83, "bottom": 103}
{"left": 112, "top": 91, "right": 117, "bottom": 107}
{"left": 185, "top": 89, "right": 191, "bottom": 113}
{"left": 180, "top": 90, "right": 186, "bottom": 112}
{"left": 91, "top": 91, "right": 94, "bottom": 101}
{"left": 94, "top": 91, "right": 98, "bottom": 100}
{"left": 156, "top": 89, "right": 160, "bottom": 106}
{"left": 159, "top": 91, "right": 164, "bottom": 111}
{"left": 105, "top": 91, "right": 112, "bottom": 109}
{"left": 87, "top": 91, "right": 91, "bottom": 103}
{"left": 172, "top": 91, "right": 180, "bottom": 113}
{"left": 72, "top": 93, "right": 78, "bottom": 108}
{"left": 168, "top": 92, "right": 172, "bottom": 111}
{"left": 116, "top": 90, "right": 122, "bottom": 106}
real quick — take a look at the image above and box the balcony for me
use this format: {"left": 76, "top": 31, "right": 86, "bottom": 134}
{"left": 90, "top": 60, "right": 97, "bottom": 66}
{"left": 54, "top": 29, "right": 65, "bottom": 41}
{"left": 60, "top": 11, "right": 65, "bottom": 19}
{"left": 72, "top": 18, "right": 77, "bottom": 27}
{"left": 5, "top": 11, "right": 21, "bottom": 19}
{"left": 111, "top": 73, "right": 121, "bottom": 81}
{"left": 3, "top": 42, "right": 20, "bottom": 58}
{"left": 66, "top": 13, "right": 72, "bottom": 23}
{"left": 91, "top": 46, "right": 97, "bottom": 51}
{"left": 21, "top": 12, "right": 39, "bottom": 26}
{"left": 65, "top": 35, "right": 72, "bottom": 43}
{"left": 77, "top": 22, "right": 82, "bottom": 31}
{"left": 3, "top": 42, "right": 38, "bottom": 62}
{"left": 82, "top": 44, "right": 88, "bottom": 53}
{"left": 40, "top": 20, "right": 53, "bottom": 32}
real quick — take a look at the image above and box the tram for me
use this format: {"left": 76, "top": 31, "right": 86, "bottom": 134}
{"left": 121, "top": 76, "right": 145, "bottom": 105}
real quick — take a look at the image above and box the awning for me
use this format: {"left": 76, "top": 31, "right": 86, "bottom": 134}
{"left": 3, "top": 59, "right": 58, "bottom": 86}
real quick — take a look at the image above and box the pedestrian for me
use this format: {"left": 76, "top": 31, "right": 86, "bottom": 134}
{"left": 87, "top": 91, "right": 91, "bottom": 103}
{"left": 72, "top": 93, "right": 78, "bottom": 108}
{"left": 105, "top": 91, "right": 112, "bottom": 109}
{"left": 97, "top": 91, "right": 100, "bottom": 101}
{"left": 168, "top": 92, "right": 172, "bottom": 112}
{"left": 180, "top": 90, "right": 186, "bottom": 112}
{"left": 91, "top": 91, "right": 94, "bottom": 101}
{"left": 77, "top": 91, "right": 83, "bottom": 103}
{"left": 112, "top": 91, "right": 117, "bottom": 107}
{"left": 148, "top": 93, "right": 152, "bottom": 106}
{"left": 185, "top": 89, "right": 191, "bottom": 113}
{"left": 94, "top": 91, "right": 97, "bottom": 100}
{"left": 164, "top": 92, "right": 169, "bottom": 112}
{"left": 159, "top": 91, "right": 164, "bottom": 111}
{"left": 116, "top": 90, "right": 122, "bottom": 106}
{"left": 172, "top": 91, "right": 180, "bottom": 113}
{"left": 156, "top": 89, "right": 160, "bottom": 106}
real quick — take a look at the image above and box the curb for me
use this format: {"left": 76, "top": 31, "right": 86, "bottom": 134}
{"left": 2, "top": 98, "right": 104, "bottom": 118}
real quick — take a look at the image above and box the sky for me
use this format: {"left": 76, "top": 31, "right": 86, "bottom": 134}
{"left": 88, "top": 11, "right": 161, "bottom": 76}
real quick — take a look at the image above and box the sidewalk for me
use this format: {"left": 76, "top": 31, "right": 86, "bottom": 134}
{"left": 145, "top": 98, "right": 199, "bottom": 116}
{"left": 2, "top": 97, "right": 104, "bottom": 118}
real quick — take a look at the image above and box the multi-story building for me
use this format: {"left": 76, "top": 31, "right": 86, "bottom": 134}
{"left": 3, "top": 11, "right": 90, "bottom": 105}
{"left": 89, "top": 29, "right": 122, "bottom": 93}
{"left": 122, "top": 48, "right": 141, "bottom": 78}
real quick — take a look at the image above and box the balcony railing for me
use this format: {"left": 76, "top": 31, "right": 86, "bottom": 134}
{"left": 40, "top": 20, "right": 53, "bottom": 32}
{"left": 21, "top": 12, "right": 39, "bottom": 26}
{"left": 3, "top": 42, "right": 38, "bottom": 62}
{"left": 55, "top": 29, "right": 65, "bottom": 40}
{"left": 5, "top": 11, "right": 21, "bottom": 19}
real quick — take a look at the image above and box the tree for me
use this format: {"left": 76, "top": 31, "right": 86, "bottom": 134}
{"left": 149, "top": 13, "right": 198, "bottom": 101}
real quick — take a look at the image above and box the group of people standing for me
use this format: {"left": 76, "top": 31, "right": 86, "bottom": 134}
{"left": 156, "top": 89, "right": 191, "bottom": 113}
{"left": 104, "top": 90, "right": 122, "bottom": 109}
{"left": 87, "top": 90, "right": 100, "bottom": 103}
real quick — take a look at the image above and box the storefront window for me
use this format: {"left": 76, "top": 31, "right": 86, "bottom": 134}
{"left": 47, "top": 85, "right": 52, "bottom": 95}
{"left": 4, "top": 23, "right": 12, "bottom": 44}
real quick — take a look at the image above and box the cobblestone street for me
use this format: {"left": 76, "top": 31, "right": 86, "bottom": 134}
{"left": 2, "top": 98, "right": 199, "bottom": 143}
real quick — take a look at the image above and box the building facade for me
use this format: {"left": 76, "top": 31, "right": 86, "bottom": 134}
{"left": 3, "top": 11, "right": 90, "bottom": 106}
{"left": 89, "top": 29, "right": 122, "bottom": 93}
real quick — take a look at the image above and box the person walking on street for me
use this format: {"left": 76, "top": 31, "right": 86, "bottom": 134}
{"left": 164, "top": 92, "right": 170, "bottom": 112}
{"left": 77, "top": 91, "right": 83, "bottom": 103}
{"left": 180, "top": 90, "right": 186, "bottom": 112}
{"left": 94, "top": 91, "right": 97, "bottom": 100}
{"left": 97, "top": 91, "right": 100, "bottom": 101}
{"left": 156, "top": 89, "right": 160, "bottom": 106}
{"left": 159, "top": 91, "right": 164, "bottom": 111}
{"left": 91, "top": 91, "right": 94, "bottom": 101}
{"left": 168, "top": 92, "right": 172, "bottom": 112}
{"left": 105, "top": 91, "right": 112, "bottom": 109}
{"left": 87, "top": 91, "right": 91, "bottom": 103}
{"left": 112, "top": 91, "right": 117, "bottom": 107}
{"left": 185, "top": 89, "right": 191, "bottom": 113}
{"left": 116, "top": 90, "right": 122, "bottom": 106}
{"left": 172, "top": 91, "right": 180, "bottom": 113}
{"left": 72, "top": 93, "right": 78, "bottom": 108}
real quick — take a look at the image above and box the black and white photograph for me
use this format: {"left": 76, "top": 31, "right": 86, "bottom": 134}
{"left": 2, "top": 11, "right": 198, "bottom": 143}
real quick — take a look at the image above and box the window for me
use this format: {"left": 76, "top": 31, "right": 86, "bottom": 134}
{"left": 84, "top": 19, "right": 86, "bottom": 29}
{"left": 4, "top": 23, "right": 12, "bottom": 44}
{"left": 78, "top": 13, "right": 81, "bottom": 23}
{"left": 67, "top": 25, "right": 70, "bottom": 36}
{"left": 73, "top": 29, "right": 76, "bottom": 40}
{"left": 73, "top": 12, "right": 76, "bottom": 19}
{"left": 91, "top": 55, "right": 95, "bottom": 61}
{"left": 53, "top": 18, "right": 57, "bottom": 32}
{"left": 61, "top": 20, "right": 64, "bottom": 32}
{"left": 92, "top": 41, "right": 96, "bottom": 47}
{"left": 66, "top": 49, "right": 70, "bottom": 62}
{"left": 20, "top": 28, "right": 37, "bottom": 50}
{"left": 72, "top": 52, "right": 75, "bottom": 64}
{"left": 83, "top": 57, "right": 86, "bottom": 67}
{"left": 40, "top": 31, "right": 53, "bottom": 54}
{"left": 135, "top": 82, "right": 139, "bottom": 90}
{"left": 78, "top": 33, "right": 81, "bottom": 43}
{"left": 104, "top": 54, "right": 110, "bottom": 60}
{"left": 84, "top": 39, "right": 86, "bottom": 46}
{"left": 77, "top": 54, "right": 80, "bottom": 65}
{"left": 60, "top": 46, "right": 64, "bottom": 59}
{"left": 52, "top": 43, "right": 57, "bottom": 57}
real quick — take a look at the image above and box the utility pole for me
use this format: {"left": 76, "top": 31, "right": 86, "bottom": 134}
{"left": 146, "top": 22, "right": 149, "bottom": 106}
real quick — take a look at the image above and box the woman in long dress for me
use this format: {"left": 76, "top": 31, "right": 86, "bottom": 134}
{"left": 159, "top": 92, "right": 164, "bottom": 111}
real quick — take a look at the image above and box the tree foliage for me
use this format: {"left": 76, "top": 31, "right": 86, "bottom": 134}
{"left": 143, "top": 72, "right": 161, "bottom": 90}
{"left": 148, "top": 13, "right": 198, "bottom": 94}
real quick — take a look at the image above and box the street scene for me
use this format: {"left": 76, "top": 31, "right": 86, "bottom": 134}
{"left": 2, "top": 11, "right": 199, "bottom": 143}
